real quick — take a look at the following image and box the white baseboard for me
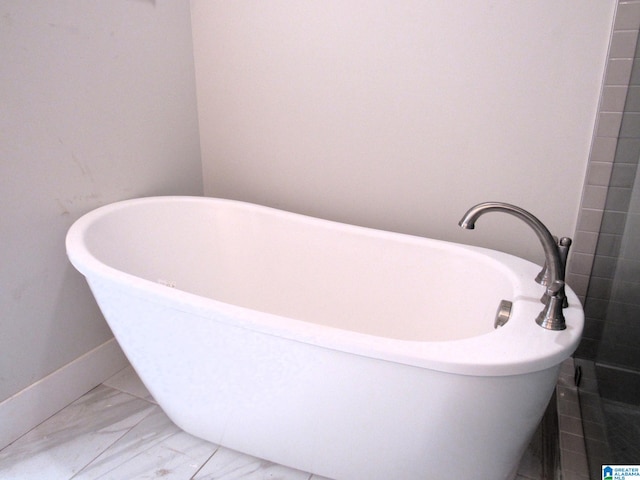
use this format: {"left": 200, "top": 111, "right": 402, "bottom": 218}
{"left": 0, "top": 338, "right": 129, "bottom": 450}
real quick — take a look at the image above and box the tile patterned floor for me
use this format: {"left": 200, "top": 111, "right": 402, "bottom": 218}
{"left": 557, "top": 358, "right": 590, "bottom": 480}
{"left": 601, "top": 399, "right": 640, "bottom": 464}
{"left": 574, "top": 358, "right": 640, "bottom": 480}
{"left": 0, "top": 365, "right": 548, "bottom": 479}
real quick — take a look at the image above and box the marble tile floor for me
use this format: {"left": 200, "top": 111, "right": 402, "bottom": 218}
{"left": 0, "top": 365, "right": 546, "bottom": 480}
{"left": 602, "top": 398, "right": 640, "bottom": 464}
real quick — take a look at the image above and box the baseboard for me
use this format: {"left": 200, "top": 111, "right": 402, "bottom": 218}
{"left": 0, "top": 338, "right": 129, "bottom": 450}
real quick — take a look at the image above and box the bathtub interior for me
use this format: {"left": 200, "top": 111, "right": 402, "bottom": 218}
{"left": 81, "top": 197, "right": 517, "bottom": 342}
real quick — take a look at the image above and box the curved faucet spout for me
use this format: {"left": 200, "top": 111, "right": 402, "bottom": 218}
{"left": 458, "top": 202, "right": 567, "bottom": 331}
{"left": 458, "top": 202, "right": 562, "bottom": 284}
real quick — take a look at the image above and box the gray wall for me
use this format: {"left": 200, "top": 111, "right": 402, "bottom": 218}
{"left": 0, "top": 1, "right": 202, "bottom": 403}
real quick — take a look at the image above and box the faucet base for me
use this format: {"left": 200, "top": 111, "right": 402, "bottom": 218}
{"left": 536, "top": 315, "right": 567, "bottom": 331}
{"left": 535, "top": 295, "right": 566, "bottom": 330}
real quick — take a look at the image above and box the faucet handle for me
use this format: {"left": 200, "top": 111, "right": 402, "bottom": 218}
{"left": 558, "top": 237, "right": 572, "bottom": 271}
{"left": 557, "top": 237, "right": 572, "bottom": 308}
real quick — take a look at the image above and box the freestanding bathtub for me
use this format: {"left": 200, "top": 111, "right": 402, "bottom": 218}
{"left": 66, "top": 196, "right": 583, "bottom": 480}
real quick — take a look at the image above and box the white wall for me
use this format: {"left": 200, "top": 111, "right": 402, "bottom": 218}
{"left": 191, "top": 0, "right": 615, "bottom": 265}
{"left": 0, "top": 0, "right": 201, "bottom": 410}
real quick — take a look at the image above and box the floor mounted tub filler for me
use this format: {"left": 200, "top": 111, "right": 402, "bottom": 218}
{"left": 66, "top": 196, "right": 583, "bottom": 480}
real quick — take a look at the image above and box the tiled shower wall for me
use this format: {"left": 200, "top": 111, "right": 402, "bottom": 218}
{"left": 567, "top": 0, "right": 640, "bottom": 365}
{"left": 595, "top": 127, "right": 640, "bottom": 403}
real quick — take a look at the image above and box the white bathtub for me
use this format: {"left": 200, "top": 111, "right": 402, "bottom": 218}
{"left": 66, "top": 196, "right": 583, "bottom": 480}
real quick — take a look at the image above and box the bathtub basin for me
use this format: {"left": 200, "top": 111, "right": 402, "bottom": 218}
{"left": 66, "top": 196, "right": 583, "bottom": 480}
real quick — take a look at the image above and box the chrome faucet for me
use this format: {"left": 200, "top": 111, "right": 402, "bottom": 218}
{"left": 458, "top": 202, "right": 570, "bottom": 331}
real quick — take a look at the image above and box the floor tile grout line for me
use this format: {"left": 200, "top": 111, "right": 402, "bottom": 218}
{"left": 0, "top": 383, "right": 132, "bottom": 458}
{"left": 0, "top": 385, "right": 108, "bottom": 455}
{"left": 92, "top": 376, "right": 227, "bottom": 480}
{"left": 68, "top": 385, "right": 158, "bottom": 480}
{"left": 97, "top": 379, "right": 224, "bottom": 480}
{"left": 75, "top": 417, "right": 194, "bottom": 480}
{"left": 189, "top": 446, "right": 221, "bottom": 480}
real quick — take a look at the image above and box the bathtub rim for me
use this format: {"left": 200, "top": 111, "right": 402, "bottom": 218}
{"left": 66, "top": 195, "right": 584, "bottom": 377}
